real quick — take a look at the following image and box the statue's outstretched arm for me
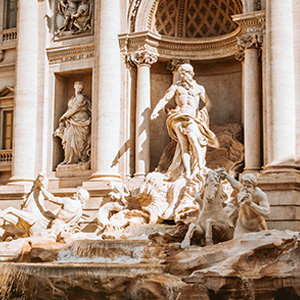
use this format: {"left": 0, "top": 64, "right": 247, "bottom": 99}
{"left": 151, "top": 85, "right": 176, "bottom": 119}
{"left": 41, "top": 187, "right": 65, "bottom": 206}
{"left": 220, "top": 170, "right": 242, "bottom": 191}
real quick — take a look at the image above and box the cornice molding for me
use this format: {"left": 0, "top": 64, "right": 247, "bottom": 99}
{"left": 232, "top": 11, "right": 265, "bottom": 62}
{"left": 119, "top": 28, "right": 241, "bottom": 60}
{"left": 232, "top": 10, "right": 266, "bottom": 36}
{"left": 46, "top": 43, "right": 94, "bottom": 64}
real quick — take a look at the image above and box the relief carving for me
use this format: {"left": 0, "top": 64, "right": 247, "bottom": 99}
{"left": 56, "top": 0, "right": 92, "bottom": 35}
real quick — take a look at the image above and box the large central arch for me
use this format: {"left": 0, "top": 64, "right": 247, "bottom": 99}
{"left": 129, "top": 0, "right": 245, "bottom": 35}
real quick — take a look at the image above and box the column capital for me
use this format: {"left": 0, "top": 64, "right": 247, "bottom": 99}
{"left": 232, "top": 11, "right": 265, "bottom": 62}
{"left": 238, "top": 33, "right": 263, "bottom": 50}
{"left": 167, "top": 58, "right": 190, "bottom": 73}
{"left": 124, "top": 54, "right": 137, "bottom": 69}
{"left": 235, "top": 34, "right": 263, "bottom": 62}
{"left": 129, "top": 48, "right": 158, "bottom": 67}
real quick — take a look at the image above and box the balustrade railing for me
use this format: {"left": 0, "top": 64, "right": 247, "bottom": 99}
{"left": 2, "top": 28, "right": 17, "bottom": 43}
{"left": 0, "top": 149, "right": 12, "bottom": 165}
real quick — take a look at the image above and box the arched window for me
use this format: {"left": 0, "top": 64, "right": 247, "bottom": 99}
{"left": 4, "top": 0, "right": 17, "bottom": 29}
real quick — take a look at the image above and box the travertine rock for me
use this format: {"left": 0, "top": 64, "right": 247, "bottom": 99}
{"left": 166, "top": 230, "right": 300, "bottom": 299}
{"left": 206, "top": 123, "right": 244, "bottom": 177}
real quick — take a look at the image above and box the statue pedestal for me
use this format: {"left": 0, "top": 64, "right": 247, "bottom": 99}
{"left": 52, "top": 164, "right": 92, "bottom": 189}
{"left": 55, "top": 163, "right": 91, "bottom": 177}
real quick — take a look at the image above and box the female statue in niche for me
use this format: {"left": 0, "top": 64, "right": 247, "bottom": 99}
{"left": 55, "top": 81, "right": 91, "bottom": 166}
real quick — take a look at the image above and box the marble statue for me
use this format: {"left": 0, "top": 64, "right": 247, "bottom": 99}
{"left": 181, "top": 169, "right": 234, "bottom": 248}
{"left": 0, "top": 174, "right": 89, "bottom": 242}
{"left": 97, "top": 64, "right": 221, "bottom": 236}
{"left": 0, "top": 174, "right": 53, "bottom": 239}
{"left": 151, "top": 63, "right": 219, "bottom": 181}
{"left": 57, "top": 0, "right": 91, "bottom": 34}
{"left": 96, "top": 175, "right": 170, "bottom": 239}
{"left": 54, "top": 81, "right": 91, "bottom": 167}
{"left": 40, "top": 187, "right": 90, "bottom": 241}
{"left": 220, "top": 171, "right": 270, "bottom": 238}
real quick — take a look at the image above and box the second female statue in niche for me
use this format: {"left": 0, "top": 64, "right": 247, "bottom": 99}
{"left": 54, "top": 81, "right": 91, "bottom": 167}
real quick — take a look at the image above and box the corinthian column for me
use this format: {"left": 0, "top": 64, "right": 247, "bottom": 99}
{"left": 90, "top": 0, "right": 121, "bottom": 182}
{"left": 9, "top": 0, "right": 39, "bottom": 185}
{"left": 236, "top": 34, "right": 262, "bottom": 173}
{"left": 130, "top": 49, "right": 158, "bottom": 177}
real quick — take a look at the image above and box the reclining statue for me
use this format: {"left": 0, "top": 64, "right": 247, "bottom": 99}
{"left": 0, "top": 174, "right": 89, "bottom": 242}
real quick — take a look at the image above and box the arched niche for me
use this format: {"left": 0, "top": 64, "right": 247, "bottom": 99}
{"left": 123, "top": 0, "right": 246, "bottom": 172}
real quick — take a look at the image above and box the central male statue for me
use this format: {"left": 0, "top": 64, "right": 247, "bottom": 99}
{"left": 151, "top": 63, "right": 219, "bottom": 180}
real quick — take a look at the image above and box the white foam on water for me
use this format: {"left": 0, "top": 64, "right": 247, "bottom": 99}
{"left": 56, "top": 250, "right": 141, "bottom": 264}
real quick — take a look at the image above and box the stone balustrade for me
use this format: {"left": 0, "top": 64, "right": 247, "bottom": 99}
{"left": 0, "top": 149, "right": 12, "bottom": 171}
{"left": 2, "top": 28, "right": 17, "bottom": 43}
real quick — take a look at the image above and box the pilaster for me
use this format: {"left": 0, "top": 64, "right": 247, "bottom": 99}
{"left": 89, "top": 0, "right": 122, "bottom": 183}
{"left": 9, "top": 0, "right": 39, "bottom": 186}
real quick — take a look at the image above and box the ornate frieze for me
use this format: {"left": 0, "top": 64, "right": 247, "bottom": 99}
{"left": 46, "top": 43, "right": 94, "bottom": 64}
{"left": 232, "top": 11, "right": 265, "bottom": 36}
{"left": 119, "top": 29, "right": 240, "bottom": 60}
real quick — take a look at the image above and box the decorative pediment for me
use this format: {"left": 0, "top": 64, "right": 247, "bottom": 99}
{"left": 0, "top": 85, "right": 14, "bottom": 98}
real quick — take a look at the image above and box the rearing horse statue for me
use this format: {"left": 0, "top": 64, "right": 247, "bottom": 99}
{"left": 181, "top": 169, "right": 234, "bottom": 248}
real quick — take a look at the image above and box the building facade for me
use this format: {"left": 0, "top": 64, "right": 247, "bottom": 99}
{"left": 0, "top": 0, "right": 299, "bottom": 230}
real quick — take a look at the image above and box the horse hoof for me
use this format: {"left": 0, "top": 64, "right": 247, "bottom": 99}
{"left": 205, "top": 240, "right": 213, "bottom": 246}
{"left": 181, "top": 241, "right": 190, "bottom": 249}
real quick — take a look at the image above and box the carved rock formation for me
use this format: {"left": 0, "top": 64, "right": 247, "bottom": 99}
{"left": 0, "top": 230, "right": 299, "bottom": 299}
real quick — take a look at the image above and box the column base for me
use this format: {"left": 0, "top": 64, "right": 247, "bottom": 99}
{"left": 8, "top": 177, "right": 35, "bottom": 187}
{"left": 262, "top": 161, "right": 299, "bottom": 175}
{"left": 83, "top": 173, "right": 122, "bottom": 190}
{"left": 242, "top": 167, "right": 261, "bottom": 174}
{"left": 134, "top": 172, "right": 146, "bottom": 178}
{"left": 258, "top": 168, "right": 300, "bottom": 232}
{"left": 89, "top": 172, "right": 122, "bottom": 182}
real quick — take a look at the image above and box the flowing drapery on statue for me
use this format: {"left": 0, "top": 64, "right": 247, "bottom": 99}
{"left": 166, "top": 106, "right": 219, "bottom": 181}
{"left": 54, "top": 81, "right": 91, "bottom": 166}
{"left": 151, "top": 63, "right": 219, "bottom": 181}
